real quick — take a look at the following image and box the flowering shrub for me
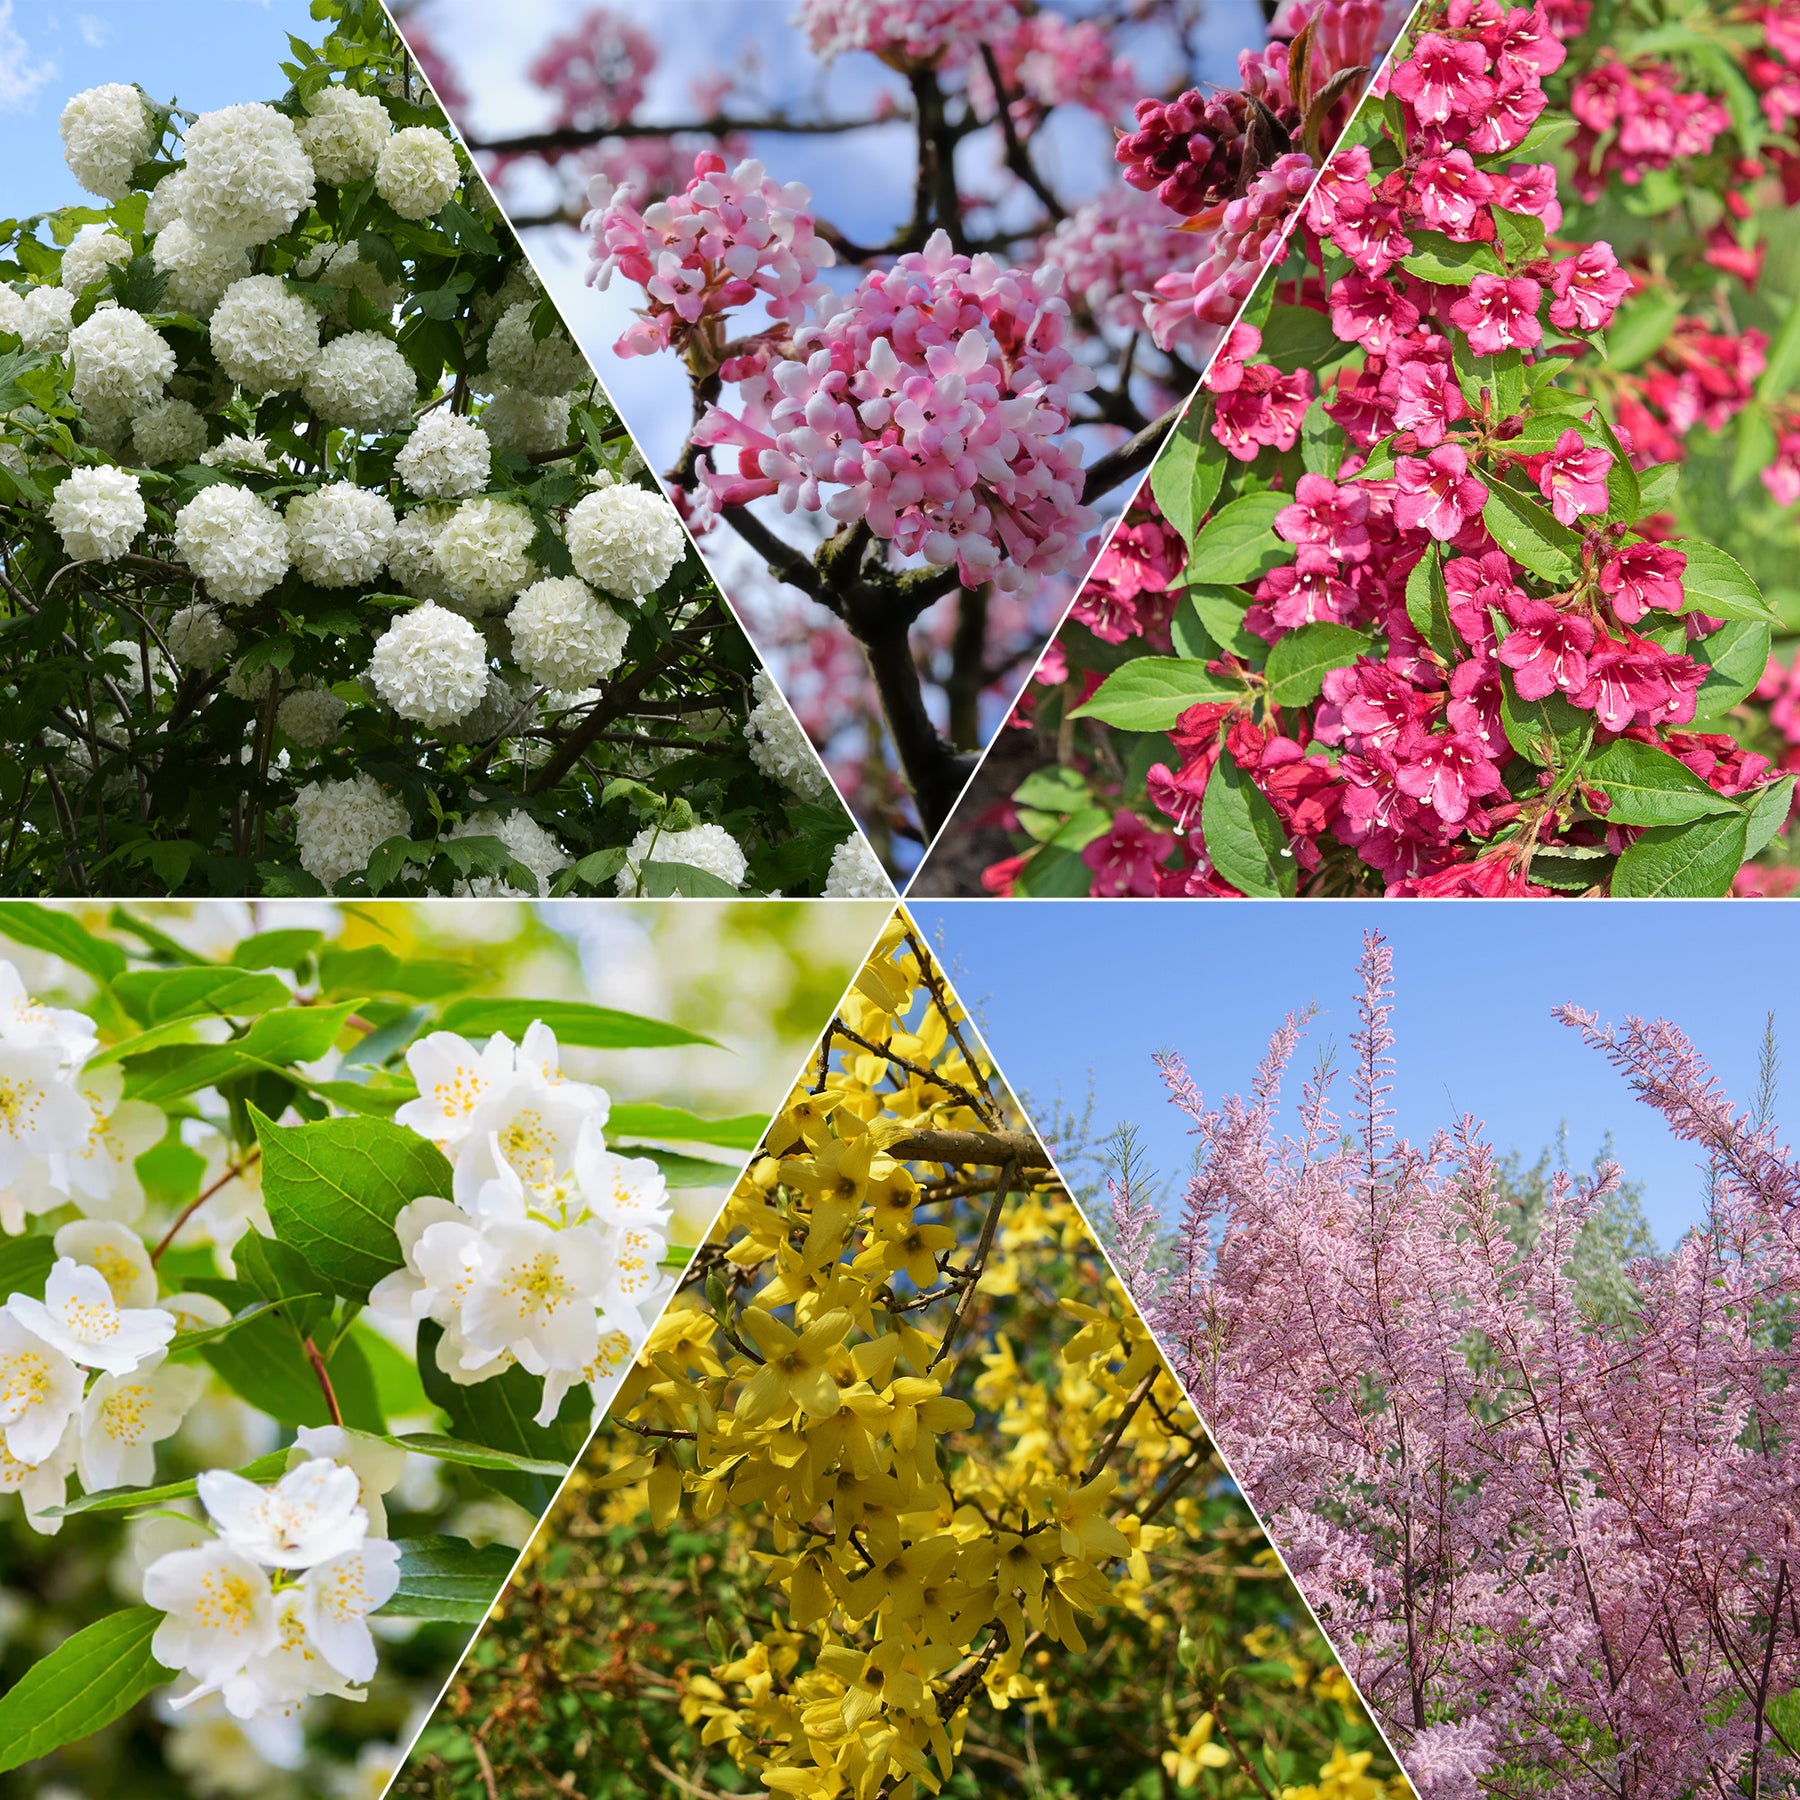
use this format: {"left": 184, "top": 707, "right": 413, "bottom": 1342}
{"left": 391, "top": 911, "right": 1408, "bottom": 1800}
{"left": 401, "top": 0, "right": 1406, "bottom": 866}
{"left": 0, "top": 0, "right": 874, "bottom": 899}
{"left": 0, "top": 898, "right": 794, "bottom": 1790}
{"left": 1110, "top": 931, "right": 1800, "bottom": 1796}
{"left": 945, "top": 0, "right": 1800, "bottom": 898}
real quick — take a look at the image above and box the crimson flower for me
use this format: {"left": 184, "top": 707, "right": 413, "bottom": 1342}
{"left": 1448, "top": 272, "right": 1544, "bottom": 354}
{"left": 1497, "top": 598, "right": 1594, "bottom": 699}
{"left": 1394, "top": 444, "right": 1491, "bottom": 540}
{"left": 1535, "top": 429, "right": 1612, "bottom": 524}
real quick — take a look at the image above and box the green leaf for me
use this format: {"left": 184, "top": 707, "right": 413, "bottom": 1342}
{"left": 1201, "top": 757, "right": 1295, "bottom": 897}
{"left": 1591, "top": 407, "right": 1641, "bottom": 525}
{"left": 1404, "top": 546, "right": 1456, "bottom": 661}
{"left": 1498, "top": 675, "right": 1592, "bottom": 769}
{"left": 0, "top": 1607, "right": 169, "bottom": 1773}
{"left": 230, "top": 929, "right": 324, "bottom": 971}
{"left": 1637, "top": 462, "right": 1680, "bottom": 513}
{"left": 1605, "top": 290, "right": 1681, "bottom": 372}
{"left": 317, "top": 944, "right": 469, "bottom": 1000}
{"left": 199, "top": 1288, "right": 382, "bottom": 1431}
{"left": 636, "top": 860, "right": 744, "bottom": 898}
{"left": 1582, "top": 739, "right": 1740, "bottom": 827}
{"left": 41, "top": 1451, "right": 290, "bottom": 1519}
{"left": 1745, "top": 776, "right": 1796, "bottom": 860}
{"left": 1013, "top": 844, "right": 1100, "bottom": 897}
{"left": 0, "top": 1234, "right": 54, "bottom": 1299}
{"left": 605, "top": 1104, "right": 768, "bottom": 1153}
{"left": 1263, "top": 624, "right": 1370, "bottom": 709}
{"left": 1300, "top": 398, "right": 1346, "bottom": 481}
{"left": 389, "top": 1432, "right": 571, "bottom": 1476}
{"left": 1401, "top": 230, "right": 1505, "bottom": 287}
{"left": 435, "top": 997, "right": 720, "bottom": 1051}
{"left": 379, "top": 1536, "right": 522, "bottom": 1623}
{"left": 110, "top": 966, "right": 292, "bottom": 1026}
{"left": 252, "top": 1110, "right": 454, "bottom": 1303}
{"left": 1758, "top": 297, "right": 1800, "bottom": 405}
{"left": 635, "top": 1146, "right": 741, "bottom": 1187}
{"left": 1255, "top": 304, "right": 1342, "bottom": 374}
{"left": 122, "top": 1002, "right": 364, "bottom": 1102}
{"left": 1186, "top": 492, "right": 1288, "bottom": 584}
{"left": 0, "top": 902, "right": 125, "bottom": 983}
{"left": 1691, "top": 619, "right": 1772, "bottom": 720}
{"left": 1068, "top": 658, "right": 1241, "bottom": 732}
{"left": 1610, "top": 813, "right": 1749, "bottom": 898}
{"left": 1182, "top": 583, "right": 1264, "bottom": 659}
{"left": 1482, "top": 482, "right": 1580, "bottom": 584}
{"left": 1672, "top": 539, "right": 1778, "bottom": 625}
{"left": 166, "top": 1298, "right": 311, "bottom": 1361}
{"left": 104, "top": 254, "right": 169, "bottom": 315}
{"left": 1147, "top": 399, "right": 1224, "bottom": 547}
{"left": 1492, "top": 208, "right": 1545, "bottom": 267}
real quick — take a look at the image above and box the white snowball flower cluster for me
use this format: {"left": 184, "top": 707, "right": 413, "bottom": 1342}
{"left": 209, "top": 274, "right": 320, "bottom": 393}
{"left": 177, "top": 103, "right": 316, "bottom": 251}
{"left": 564, "top": 482, "right": 685, "bottom": 600}
{"left": 59, "top": 84, "right": 155, "bottom": 202}
{"left": 823, "top": 833, "right": 891, "bottom": 896}
{"left": 292, "top": 772, "right": 410, "bottom": 889}
{"left": 395, "top": 410, "right": 490, "bottom": 499}
{"left": 301, "top": 329, "right": 416, "bottom": 432}
{"left": 366, "top": 602, "right": 489, "bottom": 728}
{"left": 385, "top": 504, "right": 455, "bottom": 600}
{"left": 48, "top": 466, "right": 145, "bottom": 564}
{"left": 165, "top": 602, "right": 238, "bottom": 670}
{"left": 478, "top": 385, "right": 570, "bottom": 455}
{"left": 435, "top": 669, "right": 528, "bottom": 745}
{"left": 616, "top": 821, "right": 748, "bottom": 894}
{"left": 285, "top": 484, "right": 394, "bottom": 588}
{"left": 432, "top": 497, "right": 535, "bottom": 612}
{"left": 745, "top": 668, "right": 830, "bottom": 800}
{"left": 199, "top": 434, "right": 274, "bottom": 472}
{"left": 141, "top": 170, "right": 187, "bottom": 235}
{"left": 374, "top": 127, "right": 460, "bottom": 221}
{"left": 294, "top": 244, "right": 402, "bottom": 327}
{"left": 507, "top": 575, "right": 628, "bottom": 692}
{"left": 174, "top": 485, "right": 290, "bottom": 605}
{"left": 485, "top": 302, "right": 588, "bottom": 397}
{"left": 67, "top": 309, "right": 175, "bottom": 414}
{"left": 448, "top": 810, "right": 571, "bottom": 897}
{"left": 372, "top": 1024, "right": 672, "bottom": 1424}
{"left": 142, "top": 1454, "right": 400, "bottom": 1720}
{"left": 1, "top": 285, "right": 75, "bottom": 353}
{"left": 60, "top": 225, "right": 132, "bottom": 295}
{"left": 149, "top": 218, "right": 250, "bottom": 319}
{"left": 276, "top": 687, "right": 348, "bottom": 749}
{"left": 131, "top": 398, "right": 208, "bottom": 467}
{"left": 296, "top": 86, "right": 390, "bottom": 187}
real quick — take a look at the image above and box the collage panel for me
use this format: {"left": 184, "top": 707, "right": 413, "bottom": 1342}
{"left": 923, "top": 899, "right": 1800, "bottom": 1797}
{"left": 0, "top": 0, "right": 881, "bottom": 904}
{"left": 0, "top": 895, "right": 885, "bottom": 1794}
{"left": 391, "top": 910, "right": 1408, "bottom": 1800}
{"left": 914, "top": 0, "right": 1800, "bottom": 900}
{"left": 388, "top": 0, "right": 1418, "bottom": 878}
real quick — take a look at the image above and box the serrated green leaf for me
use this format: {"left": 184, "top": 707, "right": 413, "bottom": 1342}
{"left": 1148, "top": 399, "right": 1223, "bottom": 547}
{"left": 1068, "top": 657, "right": 1241, "bottom": 731}
{"left": 1582, "top": 738, "right": 1739, "bottom": 826}
{"left": 1263, "top": 624, "right": 1370, "bottom": 708}
{"left": 1745, "top": 776, "right": 1796, "bottom": 860}
{"left": 1186, "top": 492, "right": 1288, "bottom": 584}
{"left": 1672, "top": 539, "right": 1778, "bottom": 625}
{"left": 1609, "top": 813, "right": 1749, "bottom": 897}
{"left": 1482, "top": 481, "right": 1580, "bottom": 584}
{"left": 110, "top": 966, "right": 292, "bottom": 1026}
{"left": 1201, "top": 756, "right": 1295, "bottom": 897}
{"left": 379, "top": 1536, "right": 522, "bottom": 1623}
{"left": 1691, "top": 618, "right": 1772, "bottom": 719}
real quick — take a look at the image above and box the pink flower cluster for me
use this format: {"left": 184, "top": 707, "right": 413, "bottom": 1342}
{"left": 795, "top": 0, "right": 1019, "bottom": 70}
{"left": 693, "top": 229, "right": 1098, "bottom": 595}
{"left": 1068, "top": 505, "right": 1185, "bottom": 647}
{"left": 525, "top": 6, "right": 656, "bottom": 136}
{"left": 585, "top": 152, "right": 837, "bottom": 360}
{"left": 972, "top": 11, "right": 1138, "bottom": 127}
{"left": 1036, "top": 188, "right": 1196, "bottom": 343}
{"left": 1611, "top": 316, "right": 1768, "bottom": 469}
{"left": 1569, "top": 58, "right": 1731, "bottom": 196}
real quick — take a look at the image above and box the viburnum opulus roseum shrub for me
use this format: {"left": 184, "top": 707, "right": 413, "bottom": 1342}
{"left": 0, "top": 0, "right": 876, "bottom": 902}
{"left": 1109, "top": 931, "right": 1800, "bottom": 1800}
{"left": 391, "top": 910, "right": 1411, "bottom": 1800}
{"left": 404, "top": 0, "right": 1406, "bottom": 863}
{"left": 973, "top": 0, "right": 1797, "bottom": 898}
{"left": 0, "top": 900, "right": 774, "bottom": 1790}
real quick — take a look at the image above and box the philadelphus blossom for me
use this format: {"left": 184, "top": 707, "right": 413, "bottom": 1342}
{"left": 48, "top": 466, "right": 145, "bottom": 564}
{"left": 59, "top": 225, "right": 132, "bottom": 295}
{"left": 395, "top": 410, "right": 491, "bottom": 499}
{"left": 484, "top": 301, "right": 589, "bottom": 398}
{"left": 375, "top": 126, "right": 461, "bottom": 221}
{"left": 177, "top": 103, "right": 317, "bottom": 251}
{"left": 149, "top": 217, "right": 251, "bottom": 319}
{"left": 564, "top": 482, "right": 685, "bottom": 599}
{"left": 68, "top": 308, "right": 176, "bottom": 415}
{"left": 59, "top": 83, "right": 156, "bottom": 202}
{"left": 366, "top": 601, "right": 490, "bottom": 728}
{"left": 166, "top": 602, "right": 238, "bottom": 670}
{"left": 285, "top": 483, "right": 395, "bottom": 588}
{"left": 209, "top": 274, "right": 322, "bottom": 394}
{"left": 174, "top": 484, "right": 291, "bottom": 605}
{"left": 292, "top": 773, "right": 411, "bottom": 889}
{"left": 296, "top": 86, "right": 390, "bottom": 187}
{"left": 615, "top": 820, "right": 748, "bottom": 893}
{"left": 432, "top": 496, "right": 537, "bottom": 611}
{"left": 745, "top": 668, "right": 831, "bottom": 801}
{"left": 372, "top": 1023, "right": 671, "bottom": 1424}
{"left": 301, "top": 329, "right": 417, "bottom": 433}
{"left": 131, "top": 398, "right": 209, "bottom": 467}
{"left": 507, "top": 575, "right": 629, "bottom": 692}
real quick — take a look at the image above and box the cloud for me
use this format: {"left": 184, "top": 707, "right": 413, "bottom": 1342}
{"left": 0, "top": 0, "right": 56, "bottom": 112}
{"left": 77, "top": 12, "right": 110, "bottom": 48}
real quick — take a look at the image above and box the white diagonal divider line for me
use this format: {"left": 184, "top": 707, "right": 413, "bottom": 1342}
{"left": 902, "top": 0, "right": 1433, "bottom": 894}
{"left": 370, "top": 896, "right": 902, "bottom": 1800}
{"left": 918, "top": 896, "right": 1415, "bottom": 1781}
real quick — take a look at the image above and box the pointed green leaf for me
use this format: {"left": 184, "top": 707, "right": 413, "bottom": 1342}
{"left": 434, "top": 997, "right": 720, "bottom": 1051}
{"left": 1186, "top": 492, "right": 1288, "bottom": 584}
{"left": 1201, "top": 757, "right": 1296, "bottom": 897}
{"left": 380, "top": 1536, "right": 522, "bottom": 1623}
{"left": 1068, "top": 658, "right": 1242, "bottom": 732}
{"left": 1609, "top": 813, "right": 1749, "bottom": 897}
{"left": 1583, "top": 738, "right": 1739, "bottom": 826}
{"left": 1263, "top": 624, "right": 1371, "bottom": 708}
{"left": 0, "top": 1607, "right": 169, "bottom": 1774}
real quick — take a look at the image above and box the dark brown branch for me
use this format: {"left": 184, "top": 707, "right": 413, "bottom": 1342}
{"left": 1083, "top": 403, "right": 1183, "bottom": 505}
{"left": 887, "top": 1129, "right": 1049, "bottom": 1168}
{"left": 471, "top": 115, "right": 888, "bottom": 158}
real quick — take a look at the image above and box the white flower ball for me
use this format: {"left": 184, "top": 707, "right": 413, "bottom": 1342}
{"left": 297, "top": 86, "right": 390, "bottom": 186}
{"left": 615, "top": 821, "right": 747, "bottom": 894}
{"left": 18, "top": 287, "right": 75, "bottom": 353}
{"left": 286, "top": 483, "right": 395, "bottom": 588}
{"left": 165, "top": 602, "right": 237, "bottom": 669}
{"left": 68, "top": 309, "right": 175, "bottom": 414}
{"left": 478, "top": 385, "right": 570, "bottom": 455}
{"left": 277, "top": 687, "right": 348, "bottom": 748}
{"left": 474, "top": 259, "right": 541, "bottom": 325}
{"left": 209, "top": 274, "right": 320, "bottom": 393}
{"left": 448, "top": 810, "right": 570, "bottom": 897}
{"left": 366, "top": 602, "right": 489, "bottom": 728}
{"left": 565, "top": 483, "right": 685, "bottom": 599}
{"left": 386, "top": 504, "right": 456, "bottom": 600}
{"left": 60, "top": 84, "right": 154, "bottom": 202}
{"left": 375, "top": 126, "right": 460, "bottom": 221}
{"left": 485, "top": 301, "right": 587, "bottom": 397}
{"left": 745, "top": 668, "right": 830, "bottom": 800}
{"left": 223, "top": 655, "right": 280, "bottom": 702}
{"left": 149, "top": 218, "right": 250, "bottom": 319}
{"left": 294, "top": 244, "right": 402, "bottom": 327}
{"left": 178, "top": 103, "right": 316, "bottom": 251}
{"left": 432, "top": 497, "right": 536, "bottom": 612}
{"left": 293, "top": 772, "right": 410, "bottom": 890}
{"left": 823, "top": 834, "right": 890, "bottom": 897}
{"left": 302, "top": 329, "right": 416, "bottom": 433}
{"left": 396, "top": 411, "right": 490, "bottom": 499}
{"left": 60, "top": 226, "right": 133, "bottom": 295}
{"left": 199, "top": 434, "right": 274, "bottom": 471}
{"left": 131, "top": 398, "right": 208, "bottom": 466}
{"left": 48, "top": 466, "right": 144, "bottom": 563}
{"left": 174, "top": 483, "right": 290, "bottom": 604}
{"left": 434, "top": 668, "right": 528, "bottom": 743}
{"left": 141, "top": 170, "right": 187, "bottom": 234}
{"left": 507, "top": 575, "right": 628, "bottom": 692}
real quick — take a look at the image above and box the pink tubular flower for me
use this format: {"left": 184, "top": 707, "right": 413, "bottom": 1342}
{"left": 1390, "top": 33, "right": 1495, "bottom": 126}
{"left": 1599, "top": 542, "right": 1687, "bottom": 622}
{"left": 527, "top": 8, "right": 656, "bottom": 135}
{"left": 1275, "top": 473, "right": 1372, "bottom": 560}
{"left": 1330, "top": 277, "right": 1420, "bottom": 356}
{"left": 1393, "top": 726, "right": 1505, "bottom": 824}
{"left": 1535, "top": 429, "right": 1613, "bottom": 524}
{"left": 1211, "top": 362, "right": 1314, "bottom": 462}
{"left": 1082, "top": 809, "right": 1174, "bottom": 895}
{"left": 1548, "top": 242, "right": 1630, "bottom": 333}
{"left": 1448, "top": 273, "right": 1544, "bottom": 355}
{"left": 1498, "top": 599, "right": 1594, "bottom": 700}
{"left": 797, "top": 0, "right": 1020, "bottom": 69}
{"left": 1412, "top": 150, "right": 1496, "bottom": 236}
{"left": 1394, "top": 444, "right": 1491, "bottom": 540}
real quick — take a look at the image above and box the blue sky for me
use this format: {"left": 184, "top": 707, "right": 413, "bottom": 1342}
{"left": 0, "top": 0, "right": 314, "bottom": 219}
{"left": 916, "top": 901, "right": 1795, "bottom": 1250}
